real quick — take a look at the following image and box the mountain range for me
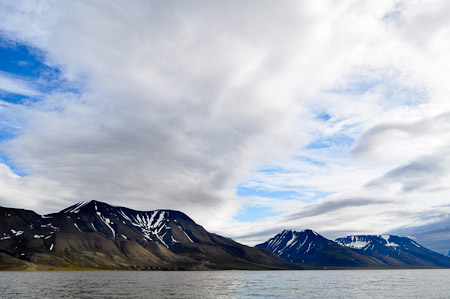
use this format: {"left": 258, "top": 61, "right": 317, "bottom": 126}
{"left": 336, "top": 234, "right": 450, "bottom": 268}
{"left": 256, "top": 230, "right": 450, "bottom": 269}
{"left": 1, "top": 200, "right": 449, "bottom": 270}
{"left": 255, "top": 229, "right": 382, "bottom": 268}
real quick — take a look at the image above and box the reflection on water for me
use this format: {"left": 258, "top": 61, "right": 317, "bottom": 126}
{"left": 1, "top": 269, "right": 450, "bottom": 298}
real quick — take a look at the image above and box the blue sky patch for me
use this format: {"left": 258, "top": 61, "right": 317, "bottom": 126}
{"left": 0, "top": 126, "right": 27, "bottom": 176}
{"left": 0, "top": 91, "right": 31, "bottom": 105}
{"left": 0, "top": 124, "right": 16, "bottom": 141}
{"left": 0, "top": 155, "right": 27, "bottom": 177}
{"left": 327, "top": 71, "right": 428, "bottom": 108}
{"left": 294, "top": 155, "right": 326, "bottom": 166}
{"left": 0, "top": 36, "right": 80, "bottom": 98}
{"left": 0, "top": 39, "right": 59, "bottom": 80}
{"left": 236, "top": 184, "right": 334, "bottom": 203}
{"left": 257, "top": 166, "right": 287, "bottom": 173}
{"left": 305, "top": 134, "right": 355, "bottom": 150}
{"left": 0, "top": 37, "right": 76, "bottom": 177}
{"left": 237, "top": 186, "right": 299, "bottom": 199}
{"left": 316, "top": 112, "right": 331, "bottom": 121}
{"left": 234, "top": 205, "right": 281, "bottom": 222}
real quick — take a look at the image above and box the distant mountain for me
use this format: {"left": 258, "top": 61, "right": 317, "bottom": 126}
{"left": 0, "top": 201, "right": 298, "bottom": 270}
{"left": 257, "top": 230, "right": 450, "bottom": 268}
{"left": 336, "top": 235, "right": 450, "bottom": 268}
{"left": 255, "top": 229, "right": 383, "bottom": 268}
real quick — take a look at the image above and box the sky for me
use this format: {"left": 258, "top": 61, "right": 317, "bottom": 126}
{"left": 0, "top": 0, "right": 450, "bottom": 253}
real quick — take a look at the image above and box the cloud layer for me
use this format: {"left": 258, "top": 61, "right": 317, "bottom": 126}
{"left": 1, "top": 0, "right": 450, "bottom": 251}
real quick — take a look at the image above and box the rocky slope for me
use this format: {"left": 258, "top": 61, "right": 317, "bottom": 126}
{"left": 0, "top": 201, "right": 298, "bottom": 270}
{"left": 255, "top": 229, "right": 384, "bottom": 268}
{"left": 257, "top": 230, "right": 450, "bottom": 268}
{"left": 336, "top": 235, "right": 450, "bottom": 268}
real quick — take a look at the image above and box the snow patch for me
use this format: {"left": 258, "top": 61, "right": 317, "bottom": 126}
{"left": 123, "top": 210, "right": 173, "bottom": 247}
{"left": 73, "top": 223, "right": 82, "bottom": 232}
{"left": 411, "top": 241, "right": 421, "bottom": 248}
{"left": 381, "top": 235, "right": 398, "bottom": 247}
{"left": 65, "top": 201, "right": 90, "bottom": 213}
{"left": 338, "top": 236, "right": 371, "bottom": 249}
{"left": 305, "top": 242, "right": 314, "bottom": 254}
{"left": 41, "top": 223, "right": 59, "bottom": 230}
{"left": 178, "top": 226, "right": 194, "bottom": 242}
{"left": 96, "top": 212, "right": 115, "bottom": 237}
{"left": 11, "top": 230, "right": 23, "bottom": 236}
{"left": 153, "top": 211, "right": 166, "bottom": 228}
{"left": 285, "top": 234, "right": 296, "bottom": 248}
{"left": 297, "top": 235, "right": 309, "bottom": 250}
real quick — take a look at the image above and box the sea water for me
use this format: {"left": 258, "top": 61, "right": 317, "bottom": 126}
{"left": 1, "top": 269, "right": 449, "bottom": 298}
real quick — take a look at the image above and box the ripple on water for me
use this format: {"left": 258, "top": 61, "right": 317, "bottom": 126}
{"left": 1, "top": 269, "right": 450, "bottom": 298}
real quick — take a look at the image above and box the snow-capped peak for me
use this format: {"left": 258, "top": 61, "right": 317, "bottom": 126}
{"left": 64, "top": 201, "right": 91, "bottom": 213}
{"left": 335, "top": 234, "right": 425, "bottom": 252}
{"left": 258, "top": 229, "right": 323, "bottom": 257}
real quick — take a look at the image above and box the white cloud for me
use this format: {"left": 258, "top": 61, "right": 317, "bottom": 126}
{"left": 0, "top": 71, "right": 42, "bottom": 97}
{"left": 0, "top": 1, "right": 450, "bottom": 249}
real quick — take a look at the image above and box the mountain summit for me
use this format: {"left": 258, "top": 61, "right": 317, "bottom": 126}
{"left": 256, "top": 230, "right": 450, "bottom": 268}
{"left": 0, "top": 201, "right": 297, "bottom": 270}
{"left": 255, "top": 229, "right": 383, "bottom": 268}
{"left": 336, "top": 235, "right": 450, "bottom": 268}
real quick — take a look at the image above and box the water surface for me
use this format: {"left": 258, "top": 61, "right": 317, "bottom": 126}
{"left": 1, "top": 269, "right": 449, "bottom": 298}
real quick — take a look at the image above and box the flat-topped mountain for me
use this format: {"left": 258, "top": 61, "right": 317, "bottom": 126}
{"left": 336, "top": 235, "right": 450, "bottom": 268}
{"left": 0, "top": 201, "right": 298, "bottom": 270}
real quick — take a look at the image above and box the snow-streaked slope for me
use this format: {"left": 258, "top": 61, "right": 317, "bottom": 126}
{"left": 256, "top": 229, "right": 383, "bottom": 267}
{"left": 336, "top": 234, "right": 422, "bottom": 251}
{"left": 336, "top": 234, "right": 450, "bottom": 268}
{"left": 0, "top": 201, "right": 298, "bottom": 270}
{"left": 47, "top": 200, "right": 199, "bottom": 249}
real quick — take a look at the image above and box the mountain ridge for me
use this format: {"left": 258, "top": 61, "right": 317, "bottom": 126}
{"left": 257, "top": 229, "right": 450, "bottom": 268}
{"left": 255, "top": 229, "right": 385, "bottom": 268}
{"left": 0, "top": 200, "right": 298, "bottom": 270}
{"left": 336, "top": 234, "right": 450, "bottom": 268}
{"left": 2, "top": 201, "right": 450, "bottom": 270}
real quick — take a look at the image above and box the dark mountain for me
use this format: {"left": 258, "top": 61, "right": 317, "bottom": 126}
{"left": 257, "top": 230, "right": 450, "bottom": 268}
{"left": 336, "top": 235, "right": 450, "bottom": 268}
{"left": 255, "top": 229, "right": 384, "bottom": 268}
{"left": 0, "top": 201, "right": 298, "bottom": 270}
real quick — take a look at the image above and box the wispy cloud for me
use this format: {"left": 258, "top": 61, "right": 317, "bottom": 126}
{"left": 285, "top": 197, "right": 391, "bottom": 219}
{"left": 0, "top": 1, "right": 450, "bottom": 251}
{"left": 0, "top": 71, "right": 42, "bottom": 97}
{"left": 365, "top": 151, "right": 450, "bottom": 192}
